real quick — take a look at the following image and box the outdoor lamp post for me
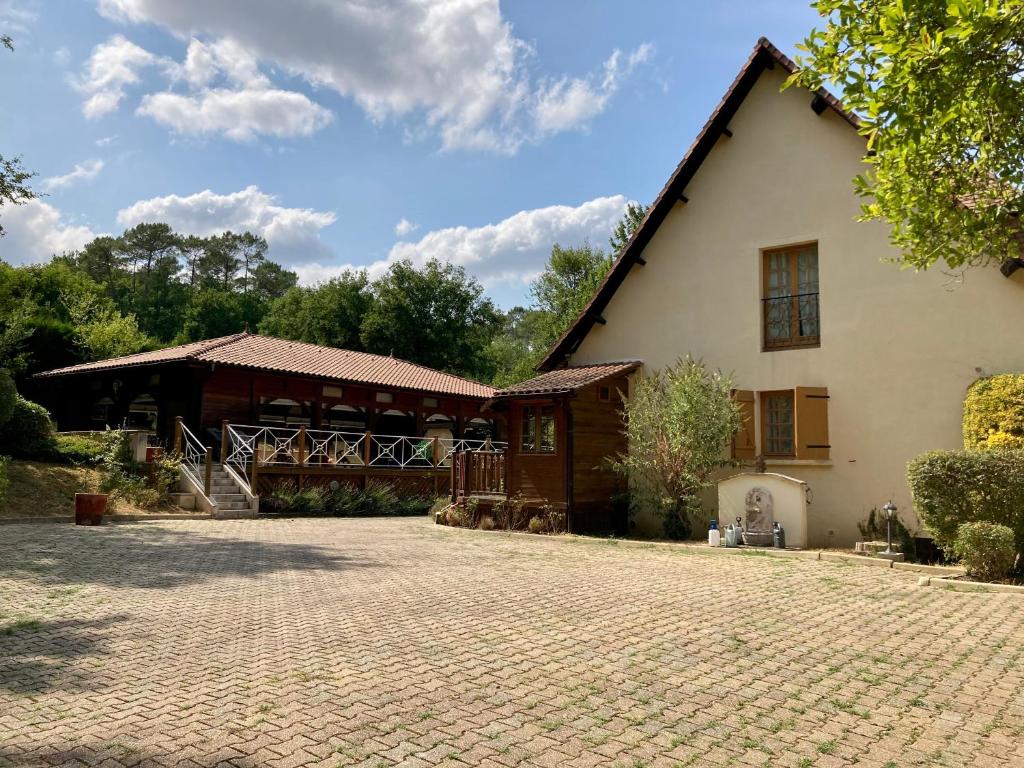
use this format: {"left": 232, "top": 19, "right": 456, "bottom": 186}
{"left": 882, "top": 501, "right": 897, "bottom": 555}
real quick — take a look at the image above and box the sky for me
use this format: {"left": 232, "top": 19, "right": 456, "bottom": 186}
{"left": 0, "top": 0, "right": 824, "bottom": 308}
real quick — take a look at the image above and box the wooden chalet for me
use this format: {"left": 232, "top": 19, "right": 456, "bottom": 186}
{"left": 453, "top": 362, "right": 638, "bottom": 533}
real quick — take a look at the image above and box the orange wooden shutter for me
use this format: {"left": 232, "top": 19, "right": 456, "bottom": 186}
{"left": 795, "top": 386, "right": 830, "bottom": 460}
{"left": 731, "top": 389, "right": 756, "bottom": 461}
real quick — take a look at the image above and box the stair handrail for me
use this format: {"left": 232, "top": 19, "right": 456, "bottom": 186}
{"left": 174, "top": 417, "right": 215, "bottom": 501}
{"left": 223, "top": 423, "right": 257, "bottom": 495}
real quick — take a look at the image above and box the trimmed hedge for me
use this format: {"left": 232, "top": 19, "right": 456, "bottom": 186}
{"left": 963, "top": 374, "right": 1024, "bottom": 451}
{"left": 907, "top": 449, "right": 1024, "bottom": 559}
{"left": 953, "top": 522, "right": 1016, "bottom": 581}
{"left": 0, "top": 396, "right": 56, "bottom": 460}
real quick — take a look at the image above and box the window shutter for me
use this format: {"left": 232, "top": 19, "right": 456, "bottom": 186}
{"left": 795, "top": 386, "right": 829, "bottom": 460}
{"left": 731, "top": 389, "right": 756, "bottom": 461}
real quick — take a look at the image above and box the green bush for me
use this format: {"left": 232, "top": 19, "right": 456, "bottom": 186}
{"left": 52, "top": 433, "right": 107, "bottom": 465}
{"left": 263, "top": 481, "right": 433, "bottom": 517}
{"left": 953, "top": 522, "right": 1017, "bottom": 581}
{"left": 907, "top": 449, "right": 1024, "bottom": 560}
{"left": 0, "top": 370, "right": 15, "bottom": 428}
{"left": 0, "top": 396, "right": 56, "bottom": 459}
{"left": 527, "top": 515, "right": 546, "bottom": 534}
{"left": 963, "top": 374, "right": 1024, "bottom": 451}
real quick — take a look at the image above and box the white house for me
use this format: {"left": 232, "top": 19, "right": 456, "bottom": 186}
{"left": 536, "top": 38, "right": 1024, "bottom": 545}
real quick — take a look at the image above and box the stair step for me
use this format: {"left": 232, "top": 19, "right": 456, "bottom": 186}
{"left": 215, "top": 501, "right": 252, "bottom": 510}
{"left": 212, "top": 493, "right": 246, "bottom": 501}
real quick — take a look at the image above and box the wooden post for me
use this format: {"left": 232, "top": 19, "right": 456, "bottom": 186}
{"left": 363, "top": 430, "right": 373, "bottom": 466}
{"left": 297, "top": 425, "right": 306, "bottom": 467}
{"left": 251, "top": 453, "right": 259, "bottom": 496}
{"left": 431, "top": 436, "right": 440, "bottom": 468}
{"left": 174, "top": 416, "right": 183, "bottom": 454}
{"left": 220, "top": 420, "right": 229, "bottom": 464}
{"left": 203, "top": 447, "right": 213, "bottom": 497}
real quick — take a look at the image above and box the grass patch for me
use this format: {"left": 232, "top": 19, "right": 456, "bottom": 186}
{"left": 817, "top": 740, "right": 837, "bottom": 754}
{"left": 1, "top": 617, "right": 40, "bottom": 635}
{"left": 1, "top": 459, "right": 155, "bottom": 517}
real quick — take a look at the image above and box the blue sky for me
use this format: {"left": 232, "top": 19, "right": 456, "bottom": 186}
{"left": 1, "top": 0, "right": 823, "bottom": 308}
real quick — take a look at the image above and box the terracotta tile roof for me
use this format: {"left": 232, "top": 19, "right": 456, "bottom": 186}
{"left": 493, "top": 362, "right": 640, "bottom": 398}
{"left": 35, "top": 333, "right": 496, "bottom": 399}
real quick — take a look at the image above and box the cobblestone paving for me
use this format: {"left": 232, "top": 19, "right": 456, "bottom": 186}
{"left": 1, "top": 518, "right": 1023, "bottom": 768}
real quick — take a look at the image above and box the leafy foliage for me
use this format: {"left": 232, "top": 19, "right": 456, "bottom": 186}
{"left": 258, "top": 270, "right": 371, "bottom": 349}
{"left": 953, "top": 521, "right": 1017, "bottom": 581}
{"left": 263, "top": 480, "right": 435, "bottom": 517}
{"left": 907, "top": 449, "right": 1024, "bottom": 561}
{"left": 609, "top": 202, "right": 649, "bottom": 254}
{"left": 792, "top": 0, "right": 1024, "bottom": 270}
{"left": 0, "top": 154, "right": 34, "bottom": 237}
{"left": 0, "top": 369, "right": 15, "bottom": 427}
{"left": 0, "top": 396, "right": 55, "bottom": 459}
{"left": 360, "top": 259, "right": 501, "bottom": 379}
{"left": 963, "top": 374, "right": 1024, "bottom": 450}
{"left": 51, "top": 433, "right": 108, "bottom": 465}
{"left": 611, "top": 358, "right": 741, "bottom": 540}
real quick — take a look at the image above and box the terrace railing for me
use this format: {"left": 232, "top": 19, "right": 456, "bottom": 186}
{"left": 452, "top": 449, "right": 506, "bottom": 498}
{"left": 219, "top": 422, "right": 507, "bottom": 494}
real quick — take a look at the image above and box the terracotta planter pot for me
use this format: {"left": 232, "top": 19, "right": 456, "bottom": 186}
{"left": 75, "top": 493, "right": 107, "bottom": 526}
{"left": 146, "top": 446, "right": 164, "bottom": 464}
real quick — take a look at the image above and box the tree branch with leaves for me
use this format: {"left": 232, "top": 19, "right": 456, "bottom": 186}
{"left": 792, "top": 0, "right": 1024, "bottom": 271}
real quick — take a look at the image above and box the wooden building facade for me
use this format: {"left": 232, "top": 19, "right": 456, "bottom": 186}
{"left": 455, "top": 362, "right": 637, "bottom": 533}
{"left": 32, "top": 332, "right": 501, "bottom": 449}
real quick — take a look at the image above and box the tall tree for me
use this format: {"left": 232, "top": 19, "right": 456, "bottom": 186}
{"left": 793, "top": 0, "right": 1024, "bottom": 270}
{"left": 236, "top": 232, "right": 268, "bottom": 294}
{"left": 250, "top": 260, "right": 298, "bottom": 302}
{"left": 259, "top": 270, "right": 370, "bottom": 349}
{"left": 530, "top": 242, "right": 613, "bottom": 350}
{"left": 198, "top": 231, "right": 244, "bottom": 290}
{"left": 360, "top": 259, "right": 501, "bottom": 378}
{"left": 117, "top": 223, "right": 180, "bottom": 304}
{"left": 609, "top": 202, "right": 649, "bottom": 254}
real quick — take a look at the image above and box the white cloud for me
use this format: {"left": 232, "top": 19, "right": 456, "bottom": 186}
{"left": 74, "top": 34, "right": 159, "bottom": 118}
{"left": 73, "top": 33, "right": 332, "bottom": 141}
{"left": 534, "top": 44, "right": 654, "bottom": 135}
{"left": 41, "top": 158, "right": 105, "bottom": 191}
{"left": 0, "top": 199, "right": 97, "bottom": 264}
{"left": 385, "top": 195, "right": 630, "bottom": 285}
{"left": 52, "top": 45, "right": 71, "bottom": 66}
{"left": 115, "top": 185, "right": 336, "bottom": 262}
{"left": 394, "top": 218, "right": 418, "bottom": 238}
{"left": 138, "top": 87, "right": 333, "bottom": 141}
{"left": 96, "top": 0, "right": 652, "bottom": 152}
{"left": 291, "top": 194, "right": 629, "bottom": 291}
{"left": 95, "top": 134, "right": 118, "bottom": 146}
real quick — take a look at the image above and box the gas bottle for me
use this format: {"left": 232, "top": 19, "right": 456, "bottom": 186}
{"left": 773, "top": 521, "right": 786, "bottom": 549}
{"left": 708, "top": 519, "right": 721, "bottom": 547}
{"left": 724, "top": 524, "right": 739, "bottom": 548}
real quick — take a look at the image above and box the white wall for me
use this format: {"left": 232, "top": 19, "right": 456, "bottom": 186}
{"left": 571, "top": 68, "right": 1024, "bottom": 545}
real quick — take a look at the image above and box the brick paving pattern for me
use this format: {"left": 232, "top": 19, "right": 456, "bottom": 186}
{"left": 1, "top": 518, "right": 1022, "bottom": 767}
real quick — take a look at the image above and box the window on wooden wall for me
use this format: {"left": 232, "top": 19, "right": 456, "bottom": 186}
{"left": 763, "top": 243, "right": 820, "bottom": 350}
{"left": 519, "top": 405, "right": 556, "bottom": 454}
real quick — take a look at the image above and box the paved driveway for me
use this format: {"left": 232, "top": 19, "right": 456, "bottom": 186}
{"left": 1, "top": 518, "right": 1022, "bottom": 768}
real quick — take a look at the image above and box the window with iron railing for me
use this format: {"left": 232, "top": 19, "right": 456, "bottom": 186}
{"left": 762, "top": 243, "right": 820, "bottom": 350}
